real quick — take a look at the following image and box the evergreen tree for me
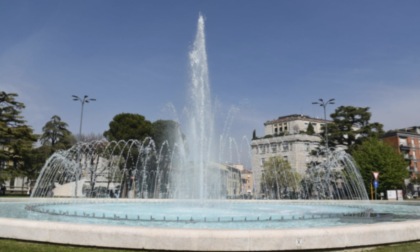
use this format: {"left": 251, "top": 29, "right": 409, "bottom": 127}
{"left": 252, "top": 129, "right": 257, "bottom": 140}
{"left": 103, "top": 113, "right": 153, "bottom": 141}
{"left": 0, "top": 91, "right": 37, "bottom": 183}
{"left": 151, "top": 120, "right": 182, "bottom": 151}
{"left": 328, "top": 106, "right": 384, "bottom": 151}
{"left": 306, "top": 123, "right": 315, "bottom": 135}
{"left": 40, "top": 115, "right": 75, "bottom": 151}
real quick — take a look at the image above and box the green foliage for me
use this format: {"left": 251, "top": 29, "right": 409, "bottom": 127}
{"left": 103, "top": 113, "right": 153, "bottom": 141}
{"left": 40, "top": 115, "right": 75, "bottom": 151}
{"left": 306, "top": 123, "right": 315, "bottom": 135}
{"left": 21, "top": 145, "right": 51, "bottom": 181}
{"left": 351, "top": 138, "right": 407, "bottom": 195}
{"left": 328, "top": 106, "right": 384, "bottom": 151}
{"left": 151, "top": 120, "right": 182, "bottom": 150}
{"left": 252, "top": 129, "right": 257, "bottom": 140}
{"left": 261, "top": 156, "right": 301, "bottom": 199}
{"left": 0, "top": 92, "right": 37, "bottom": 182}
{"left": 17, "top": 115, "right": 76, "bottom": 183}
{"left": 0, "top": 238, "right": 138, "bottom": 252}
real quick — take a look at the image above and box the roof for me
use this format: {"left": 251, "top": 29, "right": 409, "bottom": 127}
{"left": 264, "top": 114, "right": 330, "bottom": 126}
{"left": 383, "top": 126, "right": 420, "bottom": 138}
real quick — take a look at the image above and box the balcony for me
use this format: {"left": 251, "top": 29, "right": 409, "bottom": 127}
{"left": 400, "top": 144, "right": 411, "bottom": 151}
{"left": 404, "top": 154, "right": 415, "bottom": 160}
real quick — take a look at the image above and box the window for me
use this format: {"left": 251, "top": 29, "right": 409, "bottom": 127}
{"left": 282, "top": 142, "right": 289, "bottom": 152}
{"left": 271, "top": 144, "right": 277, "bottom": 153}
{"left": 259, "top": 145, "right": 264, "bottom": 154}
{"left": 260, "top": 158, "right": 265, "bottom": 166}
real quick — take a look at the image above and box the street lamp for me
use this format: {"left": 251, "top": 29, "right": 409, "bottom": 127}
{"left": 72, "top": 95, "right": 96, "bottom": 141}
{"left": 312, "top": 98, "right": 335, "bottom": 151}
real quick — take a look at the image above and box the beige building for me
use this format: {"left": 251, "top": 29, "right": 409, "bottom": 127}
{"left": 264, "top": 114, "right": 328, "bottom": 136}
{"left": 218, "top": 164, "right": 253, "bottom": 198}
{"left": 251, "top": 114, "right": 329, "bottom": 197}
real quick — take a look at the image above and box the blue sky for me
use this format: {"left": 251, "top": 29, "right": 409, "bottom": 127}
{"left": 1, "top": 0, "right": 420, "bottom": 143}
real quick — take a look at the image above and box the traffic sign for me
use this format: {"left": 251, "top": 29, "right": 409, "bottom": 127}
{"left": 373, "top": 180, "right": 379, "bottom": 189}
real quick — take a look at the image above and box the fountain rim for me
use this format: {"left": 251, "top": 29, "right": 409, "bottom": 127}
{"left": 1, "top": 198, "right": 420, "bottom": 251}
{"left": 24, "top": 198, "right": 375, "bottom": 226}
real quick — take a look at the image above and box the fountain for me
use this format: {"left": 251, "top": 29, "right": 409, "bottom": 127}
{"left": 0, "top": 14, "right": 420, "bottom": 251}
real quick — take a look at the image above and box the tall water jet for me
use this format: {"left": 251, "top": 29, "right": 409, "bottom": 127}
{"left": 171, "top": 14, "right": 222, "bottom": 200}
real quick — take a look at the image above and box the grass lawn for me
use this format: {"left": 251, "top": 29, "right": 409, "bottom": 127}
{"left": 0, "top": 239, "right": 139, "bottom": 252}
{"left": 0, "top": 239, "right": 419, "bottom": 252}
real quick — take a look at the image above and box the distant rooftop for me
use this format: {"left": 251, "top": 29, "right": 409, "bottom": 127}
{"left": 383, "top": 126, "right": 420, "bottom": 137}
{"left": 264, "top": 114, "right": 330, "bottom": 126}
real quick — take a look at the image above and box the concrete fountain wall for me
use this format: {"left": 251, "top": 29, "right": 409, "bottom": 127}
{"left": 1, "top": 198, "right": 420, "bottom": 251}
{"left": 0, "top": 209, "right": 420, "bottom": 251}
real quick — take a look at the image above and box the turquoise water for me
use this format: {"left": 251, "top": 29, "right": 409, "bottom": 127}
{"left": 1, "top": 199, "right": 419, "bottom": 229}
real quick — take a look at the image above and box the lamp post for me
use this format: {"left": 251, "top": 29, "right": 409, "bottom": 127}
{"left": 312, "top": 98, "right": 335, "bottom": 151}
{"left": 72, "top": 95, "right": 95, "bottom": 197}
{"left": 72, "top": 95, "right": 96, "bottom": 141}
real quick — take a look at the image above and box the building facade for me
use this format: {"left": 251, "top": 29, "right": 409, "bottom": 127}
{"left": 251, "top": 114, "right": 329, "bottom": 197}
{"left": 382, "top": 127, "right": 420, "bottom": 176}
{"left": 220, "top": 164, "right": 253, "bottom": 198}
{"left": 264, "top": 114, "right": 328, "bottom": 136}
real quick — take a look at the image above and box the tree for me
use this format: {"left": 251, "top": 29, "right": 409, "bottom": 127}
{"left": 151, "top": 120, "right": 182, "bottom": 151}
{"left": 260, "top": 156, "right": 301, "bottom": 199}
{"left": 103, "top": 113, "right": 153, "bottom": 141}
{"left": 351, "top": 137, "right": 407, "bottom": 198}
{"left": 0, "top": 91, "right": 25, "bottom": 162}
{"left": 40, "top": 115, "right": 75, "bottom": 151}
{"left": 328, "top": 106, "right": 384, "bottom": 150}
{"left": 21, "top": 145, "right": 51, "bottom": 184}
{"left": 252, "top": 129, "right": 257, "bottom": 140}
{"left": 0, "top": 91, "right": 37, "bottom": 183}
{"left": 306, "top": 123, "right": 315, "bottom": 135}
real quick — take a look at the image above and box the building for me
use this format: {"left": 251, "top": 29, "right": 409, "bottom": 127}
{"left": 382, "top": 127, "right": 420, "bottom": 176}
{"left": 251, "top": 114, "right": 329, "bottom": 197}
{"left": 264, "top": 114, "right": 328, "bottom": 136}
{"left": 219, "top": 164, "right": 253, "bottom": 199}
{"left": 240, "top": 167, "right": 253, "bottom": 198}
{"left": 0, "top": 145, "right": 30, "bottom": 194}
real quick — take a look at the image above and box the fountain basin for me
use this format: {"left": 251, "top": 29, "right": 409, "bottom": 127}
{"left": 1, "top": 198, "right": 420, "bottom": 251}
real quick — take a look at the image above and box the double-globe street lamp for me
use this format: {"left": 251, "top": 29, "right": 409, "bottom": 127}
{"left": 312, "top": 98, "right": 335, "bottom": 151}
{"left": 72, "top": 95, "right": 96, "bottom": 141}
